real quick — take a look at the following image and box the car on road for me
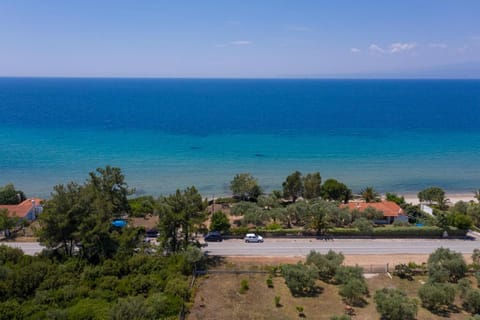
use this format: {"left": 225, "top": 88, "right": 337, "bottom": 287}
{"left": 204, "top": 231, "right": 223, "bottom": 242}
{"left": 244, "top": 233, "right": 264, "bottom": 243}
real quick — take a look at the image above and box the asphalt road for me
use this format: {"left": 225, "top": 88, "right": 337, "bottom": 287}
{"left": 3, "top": 238, "right": 480, "bottom": 257}
{"left": 202, "top": 238, "right": 480, "bottom": 256}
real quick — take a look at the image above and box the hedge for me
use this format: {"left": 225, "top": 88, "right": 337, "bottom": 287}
{"left": 225, "top": 226, "right": 467, "bottom": 238}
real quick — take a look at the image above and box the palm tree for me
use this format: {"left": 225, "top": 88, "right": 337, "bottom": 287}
{"left": 360, "top": 186, "right": 380, "bottom": 203}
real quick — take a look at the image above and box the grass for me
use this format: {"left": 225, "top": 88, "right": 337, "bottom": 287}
{"left": 188, "top": 261, "right": 474, "bottom": 320}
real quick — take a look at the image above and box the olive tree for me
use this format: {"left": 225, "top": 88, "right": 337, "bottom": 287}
{"left": 230, "top": 173, "right": 262, "bottom": 201}
{"left": 374, "top": 288, "right": 418, "bottom": 320}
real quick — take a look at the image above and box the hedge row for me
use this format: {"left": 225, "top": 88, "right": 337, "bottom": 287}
{"left": 225, "top": 226, "right": 467, "bottom": 238}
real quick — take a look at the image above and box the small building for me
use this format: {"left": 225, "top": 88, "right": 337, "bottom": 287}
{"left": 0, "top": 198, "right": 43, "bottom": 221}
{"left": 341, "top": 200, "right": 408, "bottom": 224}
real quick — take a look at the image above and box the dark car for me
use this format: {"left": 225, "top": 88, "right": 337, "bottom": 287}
{"left": 204, "top": 231, "right": 223, "bottom": 242}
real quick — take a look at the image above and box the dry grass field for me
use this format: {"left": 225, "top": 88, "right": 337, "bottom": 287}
{"left": 188, "top": 257, "right": 474, "bottom": 320}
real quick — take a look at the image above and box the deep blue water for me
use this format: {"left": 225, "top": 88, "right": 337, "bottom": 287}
{"left": 1, "top": 78, "right": 480, "bottom": 198}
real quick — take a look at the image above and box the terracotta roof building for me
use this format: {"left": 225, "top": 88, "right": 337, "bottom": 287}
{"left": 0, "top": 198, "right": 43, "bottom": 221}
{"left": 341, "top": 200, "right": 407, "bottom": 224}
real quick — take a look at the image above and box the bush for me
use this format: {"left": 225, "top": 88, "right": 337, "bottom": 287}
{"left": 393, "top": 264, "right": 414, "bottom": 280}
{"left": 266, "top": 277, "right": 274, "bottom": 288}
{"left": 374, "top": 288, "right": 418, "bottom": 320}
{"left": 274, "top": 295, "right": 281, "bottom": 307}
{"left": 334, "top": 266, "right": 364, "bottom": 285}
{"left": 463, "top": 289, "right": 480, "bottom": 314}
{"left": 239, "top": 279, "right": 249, "bottom": 294}
{"left": 458, "top": 278, "right": 472, "bottom": 299}
{"left": 330, "top": 316, "right": 351, "bottom": 320}
{"left": 418, "top": 282, "right": 455, "bottom": 311}
{"left": 281, "top": 263, "right": 318, "bottom": 296}
{"left": 428, "top": 247, "right": 467, "bottom": 283}
{"left": 352, "top": 218, "right": 373, "bottom": 233}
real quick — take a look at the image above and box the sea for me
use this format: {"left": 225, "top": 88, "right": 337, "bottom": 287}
{"left": 1, "top": 78, "right": 479, "bottom": 199}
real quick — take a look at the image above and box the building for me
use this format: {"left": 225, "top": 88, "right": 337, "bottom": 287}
{"left": 341, "top": 200, "right": 408, "bottom": 224}
{"left": 0, "top": 198, "right": 43, "bottom": 221}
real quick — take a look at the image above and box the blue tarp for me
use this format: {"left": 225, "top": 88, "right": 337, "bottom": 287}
{"left": 112, "top": 220, "right": 127, "bottom": 228}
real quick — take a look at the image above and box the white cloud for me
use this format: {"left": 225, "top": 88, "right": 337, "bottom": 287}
{"left": 369, "top": 43, "right": 385, "bottom": 54}
{"left": 428, "top": 43, "right": 447, "bottom": 49}
{"left": 350, "top": 47, "right": 360, "bottom": 53}
{"left": 389, "top": 42, "right": 416, "bottom": 53}
{"left": 230, "top": 40, "right": 252, "bottom": 45}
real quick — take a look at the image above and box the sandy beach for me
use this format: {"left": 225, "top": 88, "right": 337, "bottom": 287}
{"left": 402, "top": 193, "right": 476, "bottom": 205}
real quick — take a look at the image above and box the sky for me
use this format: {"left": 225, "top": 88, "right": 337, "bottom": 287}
{"left": 1, "top": 1, "right": 479, "bottom": 78}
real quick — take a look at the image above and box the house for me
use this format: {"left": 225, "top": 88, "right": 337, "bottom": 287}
{"left": 0, "top": 198, "right": 43, "bottom": 221}
{"left": 341, "top": 200, "right": 408, "bottom": 224}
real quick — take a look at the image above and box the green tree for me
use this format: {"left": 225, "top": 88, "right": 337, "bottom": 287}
{"left": 158, "top": 186, "right": 205, "bottom": 253}
{"left": 352, "top": 218, "right": 373, "bottom": 234}
{"left": 128, "top": 196, "right": 155, "bottom": 217}
{"left": 418, "top": 186, "right": 446, "bottom": 206}
{"left": 359, "top": 186, "right": 380, "bottom": 203}
{"left": 385, "top": 192, "right": 406, "bottom": 205}
{"left": 321, "top": 179, "right": 352, "bottom": 203}
{"left": 305, "top": 200, "right": 337, "bottom": 235}
{"left": 418, "top": 282, "right": 455, "bottom": 311}
{"left": 306, "top": 250, "right": 344, "bottom": 282}
{"left": 230, "top": 173, "right": 262, "bottom": 201}
{"left": 339, "top": 278, "right": 368, "bottom": 306}
{"left": 0, "top": 209, "right": 21, "bottom": 239}
{"left": 374, "top": 288, "right": 418, "bottom": 320}
{"left": 0, "top": 183, "right": 26, "bottom": 205}
{"left": 281, "top": 263, "right": 318, "bottom": 296}
{"left": 463, "top": 288, "right": 480, "bottom": 315}
{"left": 427, "top": 247, "right": 467, "bottom": 283}
{"left": 303, "top": 172, "right": 322, "bottom": 199}
{"left": 209, "top": 211, "right": 230, "bottom": 233}
{"left": 282, "top": 171, "right": 304, "bottom": 202}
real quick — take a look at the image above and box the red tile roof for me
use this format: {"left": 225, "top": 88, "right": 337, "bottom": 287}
{"left": 341, "top": 200, "right": 404, "bottom": 217}
{"left": 0, "top": 198, "right": 43, "bottom": 218}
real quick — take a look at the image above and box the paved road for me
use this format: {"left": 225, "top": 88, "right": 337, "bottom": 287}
{"left": 3, "top": 238, "right": 480, "bottom": 257}
{"left": 2, "top": 242, "right": 45, "bottom": 255}
{"left": 203, "top": 238, "right": 480, "bottom": 256}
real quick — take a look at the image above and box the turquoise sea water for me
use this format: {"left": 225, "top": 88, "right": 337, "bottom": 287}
{"left": 1, "top": 78, "right": 479, "bottom": 198}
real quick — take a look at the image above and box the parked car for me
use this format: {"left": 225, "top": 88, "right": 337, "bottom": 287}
{"left": 204, "top": 231, "right": 223, "bottom": 242}
{"left": 244, "top": 233, "right": 264, "bottom": 243}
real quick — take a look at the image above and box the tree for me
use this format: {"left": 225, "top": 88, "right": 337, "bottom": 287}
{"left": 305, "top": 200, "right": 337, "bottom": 235}
{"left": 352, "top": 218, "right": 373, "bottom": 234}
{"left": 209, "top": 211, "right": 230, "bottom": 233}
{"left": 0, "top": 183, "right": 26, "bottom": 205}
{"left": 282, "top": 171, "right": 304, "bottom": 202}
{"left": 374, "top": 288, "right": 418, "bottom": 320}
{"left": 463, "top": 288, "right": 480, "bottom": 315}
{"left": 339, "top": 278, "right": 368, "bottom": 306}
{"left": 321, "top": 179, "right": 352, "bottom": 203}
{"left": 306, "top": 250, "right": 344, "bottom": 282}
{"left": 281, "top": 263, "right": 318, "bottom": 296}
{"left": 427, "top": 247, "right": 467, "bottom": 283}
{"left": 385, "top": 192, "right": 406, "bottom": 205}
{"left": 39, "top": 166, "right": 135, "bottom": 261}
{"left": 359, "top": 186, "right": 380, "bottom": 203}
{"left": 230, "top": 173, "right": 262, "bottom": 201}
{"left": 418, "top": 282, "right": 455, "bottom": 311}
{"left": 303, "top": 172, "right": 322, "bottom": 199}
{"left": 418, "top": 187, "right": 446, "bottom": 206}
{"left": 158, "top": 187, "right": 205, "bottom": 253}
{"left": 0, "top": 209, "right": 21, "bottom": 239}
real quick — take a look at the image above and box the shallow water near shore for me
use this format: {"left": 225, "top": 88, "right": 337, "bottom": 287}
{"left": 1, "top": 78, "right": 480, "bottom": 198}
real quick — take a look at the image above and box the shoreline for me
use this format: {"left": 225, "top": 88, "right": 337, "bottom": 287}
{"left": 401, "top": 192, "right": 476, "bottom": 205}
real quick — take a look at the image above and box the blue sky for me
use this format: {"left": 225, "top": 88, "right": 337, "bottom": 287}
{"left": 1, "top": 1, "right": 479, "bottom": 77}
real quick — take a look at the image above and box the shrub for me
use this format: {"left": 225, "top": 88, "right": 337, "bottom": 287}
{"left": 352, "top": 218, "right": 373, "bottom": 233}
{"left": 374, "top": 288, "right": 418, "bottom": 320}
{"left": 428, "top": 247, "right": 467, "bottom": 283}
{"left": 266, "top": 277, "right": 274, "bottom": 288}
{"left": 334, "top": 266, "right": 364, "bottom": 285}
{"left": 330, "top": 316, "right": 351, "bottom": 320}
{"left": 463, "top": 289, "right": 480, "bottom": 314}
{"left": 458, "top": 278, "right": 472, "bottom": 299}
{"left": 418, "top": 282, "right": 455, "bottom": 311}
{"left": 274, "top": 295, "right": 281, "bottom": 307}
{"left": 239, "top": 279, "right": 249, "bottom": 294}
{"left": 281, "top": 263, "right": 318, "bottom": 296}
{"left": 393, "top": 264, "right": 414, "bottom": 280}
{"left": 296, "top": 305, "right": 305, "bottom": 317}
